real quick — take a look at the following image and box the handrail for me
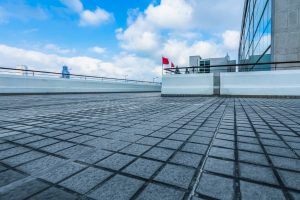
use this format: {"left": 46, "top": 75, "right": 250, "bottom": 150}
{"left": 164, "top": 60, "right": 300, "bottom": 71}
{"left": 0, "top": 66, "right": 162, "bottom": 85}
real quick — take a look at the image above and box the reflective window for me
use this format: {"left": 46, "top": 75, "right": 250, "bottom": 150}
{"left": 239, "top": 0, "right": 272, "bottom": 71}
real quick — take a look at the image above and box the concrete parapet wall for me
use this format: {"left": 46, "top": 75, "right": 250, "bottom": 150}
{"left": 161, "top": 73, "right": 214, "bottom": 95}
{"left": 220, "top": 70, "right": 300, "bottom": 96}
{"left": 0, "top": 75, "right": 161, "bottom": 94}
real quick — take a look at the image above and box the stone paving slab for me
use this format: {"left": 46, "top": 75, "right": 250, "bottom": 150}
{"left": 0, "top": 93, "right": 300, "bottom": 199}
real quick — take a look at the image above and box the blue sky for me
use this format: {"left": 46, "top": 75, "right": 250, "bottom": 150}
{"left": 0, "top": 0, "right": 244, "bottom": 81}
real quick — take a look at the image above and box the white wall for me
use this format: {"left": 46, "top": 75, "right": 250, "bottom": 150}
{"left": 221, "top": 70, "right": 300, "bottom": 96}
{"left": 161, "top": 73, "right": 214, "bottom": 95}
{"left": 0, "top": 75, "right": 161, "bottom": 94}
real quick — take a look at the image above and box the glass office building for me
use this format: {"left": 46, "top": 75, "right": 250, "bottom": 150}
{"left": 239, "top": 0, "right": 272, "bottom": 71}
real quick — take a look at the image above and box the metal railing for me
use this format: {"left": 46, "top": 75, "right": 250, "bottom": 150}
{"left": 163, "top": 61, "right": 300, "bottom": 74}
{"left": 0, "top": 66, "right": 162, "bottom": 85}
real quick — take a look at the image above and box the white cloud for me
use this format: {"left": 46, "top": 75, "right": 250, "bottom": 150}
{"left": 116, "top": 0, "right": 243, "bottom": 65}
{"left": 116, "top": 17, "right": 160, "bottom": 52}
{"left": 89, "top": 46, "right": 106, "bottom": 54}
{"left": 161, "top": 39, "right": 227, "bottom": 66}
{"left": 60, "top": 0, "right": 83, "bottom": 12}
{"left": 79, "top": 7, "right": 112, "bottom": 27}
{"left": 59, "top": 0, "right": 112, "bottom": 27}
{"left": 116, "top": 0, "right": 194, "bottom": 52}
{"left": 44, "top": 44, "right": 76, "bottom": 54}
{"left": 117, "top": 0, "right": 243, "bottom": 55}
{"left": 222, "top": 30, "right": 240, "bottom": 49}
{"left": 145, "top": 0, "right": 194, "bottom": 30}
{"left": 0, "top": 44, "right": 160, "bottom": 81}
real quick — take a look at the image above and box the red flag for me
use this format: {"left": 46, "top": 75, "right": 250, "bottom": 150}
{"left": 171, "top": 62, "right": 175, "bottom": 68}
{"left": 162, "top": 57, "right": 169, "bottom": 65}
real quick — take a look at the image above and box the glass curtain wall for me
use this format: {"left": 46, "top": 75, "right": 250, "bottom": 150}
{"left": 239, "top": 0, "right": 272, "bottom": 71}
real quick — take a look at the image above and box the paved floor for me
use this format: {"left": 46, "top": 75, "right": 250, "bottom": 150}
{"left": 0, "top": 93, "right": 299, "bottom": 200}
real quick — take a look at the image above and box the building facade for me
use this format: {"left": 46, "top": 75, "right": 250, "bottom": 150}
{"left": 189, "top": 55, "right": 236, "bottom": 73}
{"left": 239, "top": 0, "right": 300, "bottom": 70}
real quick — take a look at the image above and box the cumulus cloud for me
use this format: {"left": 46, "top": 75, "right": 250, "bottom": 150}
{"left": 60, "top": 0, "right": 83, "bottom": 13}
{"left": 60, "top": 0, "right": 113, "bottom": 27}
{"left": 79, "top": 7, "right": 112, "bottom": 26}
{"left": 116, "top": 17, "right": 160, "bottom": 52}
{"left": 117, "top": 0, "right": 243, "bottom": 54}
{"left": 222, "top": 30, "right": 240, "bottom": 49}
{"left": 0, "top": 44, "right": 160, "bottom": 81}
{"left": 117, "top": 0, "right": 195, "bottom": 52}
{"left": 89, "top": 46, "right": 106, "bottom": 54}
{"left": 116, "top": 0, "right": 243, "bottom": 65}
{"left": 145, "top": 0, "right": 194, "bottom": 29}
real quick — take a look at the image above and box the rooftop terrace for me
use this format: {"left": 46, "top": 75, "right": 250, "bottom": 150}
{"left": 0, "top": 93, "right": 299, "bottom": 200}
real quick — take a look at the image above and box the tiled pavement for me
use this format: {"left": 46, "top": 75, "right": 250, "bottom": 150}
{"left": 0, "top": 93, "right": 299, "bottom": 200}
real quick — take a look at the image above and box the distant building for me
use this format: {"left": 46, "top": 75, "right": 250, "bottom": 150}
{"left": 61, "top": 66, "right": 70, "bottom": 79}
{"left": 239, "top": 0, "right": 300, "bottom": 71}
{"left": 189, "top": 55, "right": 202, "bottom": 67}
{"left": 189, "top": 55, "right": 236, "bottom": 73}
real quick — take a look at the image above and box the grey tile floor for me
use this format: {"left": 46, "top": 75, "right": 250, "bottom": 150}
{"left": 0, "top": 93, "right": 299, "bottom": 200}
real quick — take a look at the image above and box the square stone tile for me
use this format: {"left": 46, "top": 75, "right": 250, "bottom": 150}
{"left": 240, "top": 163, "right": 278, "bottom": 185}
{"left": 88, "top": 175, "right": 144, "bottom": 200}
{"left": 171, "top": 151, "right": 202, "bottom": 168}
{"left": 278, "top": 170, "right": 300, "bottom": 190}
{"left": 137, "top": 137, "right": 162, "bottom": 146}
{"left": 240, "top": 181, "right": 285, "bottom": 200}
{"left": 3, "top": 151, "right": 45, "bottom": 167}
{"left": 158, "top": 140, "right": 183, "bottom": 150}
{"left": 29, "top": 187, "right": 77, "bottom": 200}
{"left": 136, "top": 183, "right": 184, "bottom": 200}
{"left": 270, "top": 156, "right": 300, "bottom": 171}
{"left": 213, "top": 139, "right": 234, "bottom": 149}
{"left": 0, "top": 147, "right": 30, "bottom": 159}
{"left": 56, "top": 145, "right": 92, "bottom": 159}
{"left": 14, "top": 135, "right": 45, "bottom": 144}
{"left": 60, "top": 167, "right": 112, "bottom": 194}
{"left": 17, "top": 155, "right": 66, "bottom": 175}
{"left": 154, "top": 164, "right": 195, "bottom": 189}
{"left": 0, "top": 143, "right": 15, "bottom": 151}
{"left": 41, "top": 142, "right": 74, "bottom": 153}
{"left": 150, "top": 131, "right": 172, "bottom": 138}
{"left": 27, "top": 138, "right": 59, "bottom": 148}
{"left": 238, "top": 143, "right": 263, "bottom": 153}
{"left": 0, "top": 179, "right": 49, "bottom": 200}
{"left": 38, "top": 162, "right": 84, "bottom": 183}
{"left": 123, "top": 158, "right": 162, "bottom": 178}
{"left": 143, "top": 147, "right": 174, "bottom": 161}
{"left": 168, "top": 134, "right": 189, "bottom": 141}
{"left": 196, "top": 173, "right": 234, "bottom": 200}
{"left": 204, "top": 157, "right": 234, "bottom": 176}
{"left": 97, "top": 153, "right": 135, "bottom": 170}
{"left": 121, "top": 144, "right": 151, "bottom": 156}
{"left": 76, "top": 149, "right": 112, "bottom": 164}
{"left": 188, "top": 136, "right": 212, "bottom": 144}
{"left": 69, "top": 135, "right": 96, "bottom": 143}
{"left": 239, "top": 151, "right": 269, "bottom": 165}
{"left": 0, "top": 170, "right": 27, "bottom": 187}
{"left": 265, "top": 146, "right": 296, "bottom": 158}
{"left": 182, "top": 143, "right": 208, "bottom": 154}
{"left": 209, "top": 147, "right": 234, "bottom": 160}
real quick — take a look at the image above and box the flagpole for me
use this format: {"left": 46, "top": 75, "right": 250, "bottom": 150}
{"left": 161, "top": 55, "right": 163, "bottom": 79}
